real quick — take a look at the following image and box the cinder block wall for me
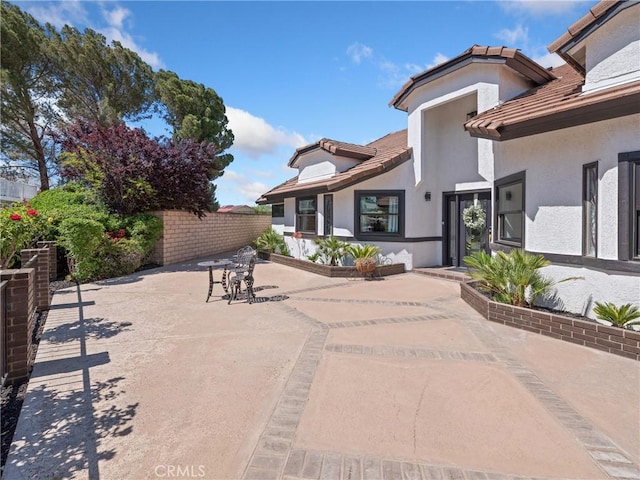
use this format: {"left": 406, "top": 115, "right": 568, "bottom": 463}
{"left": 150, "top": 211, "right": 272, "bottom": 265}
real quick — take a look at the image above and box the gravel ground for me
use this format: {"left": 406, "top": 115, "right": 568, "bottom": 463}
{"left": 0, "top": 280, "right": 75, "bottom": 471}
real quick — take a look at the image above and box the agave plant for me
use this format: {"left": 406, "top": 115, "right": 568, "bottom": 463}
{"left": 314, "top": 236, "right": 349, "bottom": 266}
{"left": 464, "top": 249, "right": 555, "bottom": 308}
{"left": 593, "top": 302, "right": 640, "bottom": 329}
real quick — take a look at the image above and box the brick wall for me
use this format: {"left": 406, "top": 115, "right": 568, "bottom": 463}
{"left": 21, "top": 247, "right": 51, "bottom": 311}
{"left": 1, "top": 268, "right": 36, "bottom": 382}
{"left": 37, "top": 241, "right": 58, "bottom": 281}
{"left": 460, "top": 281, "right": 640, "bottom": 361}
{"left": 150, "top": 211, "right": 272, "bottom": 265}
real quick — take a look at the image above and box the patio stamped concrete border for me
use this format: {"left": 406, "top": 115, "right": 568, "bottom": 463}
{"left": 462, "top": 315, "right": 640, "bottom": 480}
{"left": 324, "top": 344, "right": 497, "bottom": 363}
{"left": 280, "top": 448, "right": 560, "bottom": 480}
{"left": 241, "top": 288, "right": 638, "bottom": 480}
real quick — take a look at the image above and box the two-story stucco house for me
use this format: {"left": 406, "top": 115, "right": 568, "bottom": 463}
{"left": 257, "top": 0, "right": 640, "bottom": 315}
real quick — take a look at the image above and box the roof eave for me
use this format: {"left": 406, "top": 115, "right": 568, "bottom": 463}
{"left": 465, "top": 90, "right": 640, "bottom": 141}
{"left": 257, "top": 148, "right": 413, "bottom": 204}
{"left": 548, "top": 1, "right": 635, "bottom": 71}
{"left": 390, "top": 50, "right": 554, "bottom": 111}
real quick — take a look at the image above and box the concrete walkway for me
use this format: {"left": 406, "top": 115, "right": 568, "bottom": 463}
{"left": 4, "top": 256, "right": 639, "bottom": 480}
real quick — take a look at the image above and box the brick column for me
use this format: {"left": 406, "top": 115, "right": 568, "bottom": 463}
{"left": 1, "top": 268, "right": 36, "bottom": 382}
{"left": 21, "top": 248, "right": 51, "bottom": 311}
{"left": 37, "top": 241, "right": 58, "bottom": 281}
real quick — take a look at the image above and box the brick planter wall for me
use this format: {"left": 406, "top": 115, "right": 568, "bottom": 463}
{"left": 1, "top": 268, "right": 36, "bottom": 383}
{"left": 460, "top": 281, "right": 640, "bottom": 361}
{"left": 150, "top": 211, "right": 272, "bottom": 265}
{"left": 37, "top": 241, "right": 58, "bottom": 281}
{"left": 265, "top": 253, "right": 406, "bottom": 278}
{"left": 21, "top": 247, "right": 52, "bottom": 311}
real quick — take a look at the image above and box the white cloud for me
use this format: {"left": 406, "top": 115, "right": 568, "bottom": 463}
{"left": 495, "top": 24, "right": 530, "bottom": 45}
{"left": 499, "top": 0, "right": 589, "bottom": 16}
{"left": 345, "top": 43, "right": 450, "bottom": 89}
{"left": 99, "top": 6, "right": 164, "bottom": 68}
{"left": 531, "top": 52, "right": 566, "bottom": 68}
{"left": 226, "top": 107, "right": 308, "bottom": 159}
{"left": 219, "top": 170, "right": 270, "bottom": 203}
{"left": 346, "top": 42, "right": 373, "bottom": 64}
{"left": 105, "top": 6, "right": 129, "bottom": 29}
{"left": 26, "top": 1, "right": 89, "bottom": 29}
{"left": 426, "top": 53, "right": 450, "bottom": 69}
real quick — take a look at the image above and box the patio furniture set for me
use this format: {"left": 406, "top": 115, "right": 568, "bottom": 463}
{"left": 198, "top": 246, "right": 257, "bottom": 304}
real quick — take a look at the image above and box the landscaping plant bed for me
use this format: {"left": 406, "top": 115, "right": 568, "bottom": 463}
{"left": 460, "top": 280, "right": 640, "bottom": 361}
{"left": 260, "top": 252, "right": 405, "bottom": 278}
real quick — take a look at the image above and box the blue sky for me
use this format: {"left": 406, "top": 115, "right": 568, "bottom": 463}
{"left": 18, "top": 0, "right": 597, "bottom": 206}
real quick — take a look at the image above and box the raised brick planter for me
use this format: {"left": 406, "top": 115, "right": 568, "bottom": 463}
{"left": 264, "top": 253, "right": 405, "bottom": 278}
{"left": 461, "top": 280, "right": 640, "bottom": 361}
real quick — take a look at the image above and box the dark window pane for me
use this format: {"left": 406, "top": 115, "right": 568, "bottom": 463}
{"left": 498, "top": 183, "right": 522, "bottom": 211}
{"left": 583, "top": 164, "right": 597, "bottom": 257}
{"left": 500, "top": 213, "right": 522, "bottom": 240}
{"left": 297, "top": 215, "right": 315, "bottom": 233}
{"left": 272, "top": 204, "right": 284, "bottom": 217}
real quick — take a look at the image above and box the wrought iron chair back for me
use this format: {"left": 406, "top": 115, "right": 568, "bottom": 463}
{"left": 227, "top": 248, "right": 257, "bottom": 304}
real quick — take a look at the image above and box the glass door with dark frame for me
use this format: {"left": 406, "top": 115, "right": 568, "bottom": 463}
{"left": 444, "top": 192, "right": 491, "bottom": 267}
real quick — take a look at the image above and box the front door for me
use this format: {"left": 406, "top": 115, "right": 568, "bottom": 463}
{"left": 444, "top": 191, "right": 491, "bottom": 267}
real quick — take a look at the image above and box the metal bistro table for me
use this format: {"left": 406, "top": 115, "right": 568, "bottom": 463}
{"left": 198, "top": 259, "right": 233, "bottom": 302}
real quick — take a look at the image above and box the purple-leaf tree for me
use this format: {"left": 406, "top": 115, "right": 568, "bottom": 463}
{"left": 59, "top": 121, "right": 227, "bottom": 217}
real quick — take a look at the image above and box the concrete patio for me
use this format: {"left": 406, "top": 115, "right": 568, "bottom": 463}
{"left": 4, "top": 255, "right": 639, "bottom": 480}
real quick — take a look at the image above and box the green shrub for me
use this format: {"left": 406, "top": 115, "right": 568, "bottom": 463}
{"left": 119, "top": 213, "right": 163, "bottom": 259}
{"left": 58, "top": 217, "right": 106, "bottom": 281}
{"left": 464, "top": 250, "right": 556, "bottom": 308}
{"left": 314, "top": 236, "right": 349, "bottom": 266}
{"left": 0, "top": 203, "right": 52, "bottom": 268}
{"left": 28, "top": 185, "right": 163, "bottom": 281}
{"left": 255, "top": 228, "right": 289, "bottom": 256}
{"left": 593, "top": 302, "right": 640, "bottom": 329}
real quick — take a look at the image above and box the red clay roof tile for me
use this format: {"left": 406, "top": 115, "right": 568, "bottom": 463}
{"left": 390, "top": 46, "right": 554, "bottom": 111}
{"left": 548, "top": 1, "right": 621, "bottom": 53}
{"left": 258, "top": 130, "right": 410, "bottom": 204}
{"left": 464, "top": 64, "right": 640, "bottom": 140}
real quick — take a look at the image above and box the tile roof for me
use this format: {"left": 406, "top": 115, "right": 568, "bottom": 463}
{"left": 547, "top": 1, "right": 634, "bottom": 73}
{"left": 548, "top": 1, "right": 623, "bottom": 54}
{"left": 464, "top": 63, "right": 640, "bottom": 141}
{"left": 257, "top": 130, "right": 411, "bottom": 204}
{"left": 390, "top": 45, "right": 555, "bottom": 111}
{"left": 288, "top": 138, "right": 377, "bottom": 167}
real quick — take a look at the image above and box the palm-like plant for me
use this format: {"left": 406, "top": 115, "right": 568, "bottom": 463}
{"left": 464, "top": 249, "right": 554, "bottom": 308}
{"left": 346, "top": 244, "right": 381, "bottom": 272}
{"left": 593, "top": 302, "right": 640, "bottom": 329}
{"left": 314, "top": 236, "right": 349, "bottom": 266}
{"left": 255, "top": 228, "right": 289, "bottom": 256}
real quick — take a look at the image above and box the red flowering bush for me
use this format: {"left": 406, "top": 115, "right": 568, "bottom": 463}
{"left": 1, "top": 203, "right": 51, "bottom": 268}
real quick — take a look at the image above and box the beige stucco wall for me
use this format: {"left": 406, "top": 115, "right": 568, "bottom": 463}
{"left": 150, "top": 210, "right": 272, "bottom": 265}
